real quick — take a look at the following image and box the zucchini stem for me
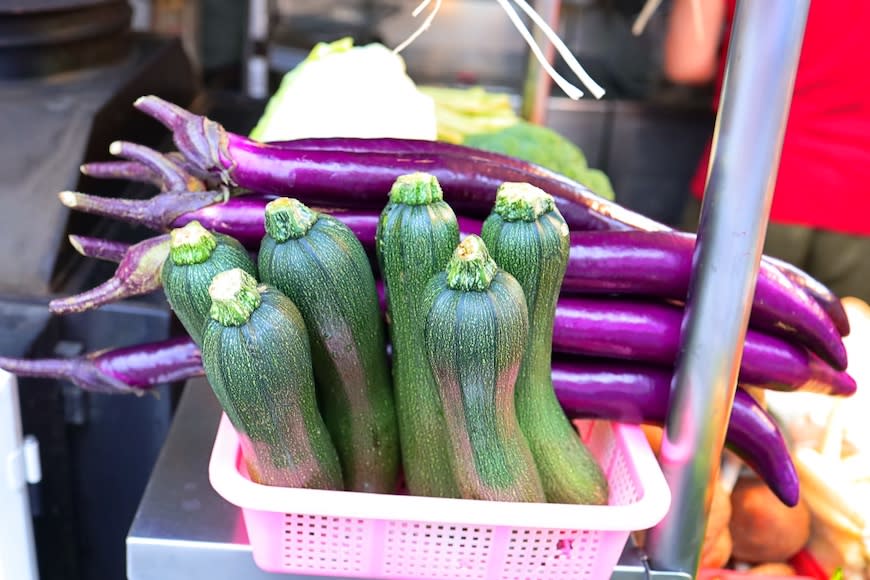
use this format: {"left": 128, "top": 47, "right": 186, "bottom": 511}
{"left": 494, "top": 182, "right": 556, "bottom": 222}
{"left": 388, "top": 172, "right": 444, "bottom": 205}
{"left": 208, "top": 268, "right": 262, "bottom": 326}
{"left": 264, "top": 198, "right": 319, "bottom": 241}
{"left": 446, "top": 235, "right": 497, "bottom": 292}
{"left": 169, "top": 221, "right": 217, "bottom": 265}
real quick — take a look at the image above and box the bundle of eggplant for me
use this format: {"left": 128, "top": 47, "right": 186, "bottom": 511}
{"left": 1, "top": 96, "right": 857, "bottom": 507}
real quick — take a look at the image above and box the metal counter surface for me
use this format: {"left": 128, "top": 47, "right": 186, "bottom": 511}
{"left": 126, "top": 379, "right": 687, "bottom": 580}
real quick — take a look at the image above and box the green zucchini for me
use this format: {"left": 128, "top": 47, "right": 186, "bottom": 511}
{"left": 481, "top": 182, "right": 609, "bottom": 505}
{"left": 422, "top": 235, "right": 545, "bottom": 502}
{"left": 376, "top": 172, "right": 460, "bottom": 498}
{"left": 258, "top": 198, "right": 399, "bottom": 494}
{"left": 201, "top": 268, "right": 343, "bottom": 489}
{"left": 161, "top": 220, "right": 257, "bottom": 344}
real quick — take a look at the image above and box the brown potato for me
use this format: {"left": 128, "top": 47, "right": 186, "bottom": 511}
{"left": 729, "top": 476, "right": 811, "bottom": 562}
{"left": 747, "top": 563, "right": 796, "bottom": 575}
{"left": 700, "top": 526, "right": 732, "bottom": 569}
{"left": 701, "top": 481, "right": 733, "bottom": 569}
{"left": 641, "top": 424, "right": 663, "bottom": 457}
{"left": 706, "top": 480, "right": 733, "bottom": 542}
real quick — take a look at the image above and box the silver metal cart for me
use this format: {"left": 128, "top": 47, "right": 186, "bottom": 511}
{"left": 127, "top": 0, "right": 811, "bottom": 577}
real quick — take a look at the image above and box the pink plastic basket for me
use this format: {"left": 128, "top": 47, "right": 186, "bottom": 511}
{"left": 209, "top": 414, "right": 670, "bottom": 579}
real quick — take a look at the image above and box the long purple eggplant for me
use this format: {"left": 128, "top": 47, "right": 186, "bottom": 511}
{"left": 551, "top": 296, "right": 856, "bottom": 396}
{"left": 134, "top": 95, "right": 664, "bottom": 232}
{"left": 57, "top": 192, "right": 849, "bottom": 378}
{"left": 0, "top": 336, "right": 797, "bottom": 505}
{"left": 52, "top": 241, "right": 852, "bottom": 395}
{"left": 765, "top": 255, "right": 850, "bottom": 336}
{"left": 59, "top": 193, "right": 848, "bottom": 371}
{"left": 373, "top": 283, "right": 851, "bottom": 394}
{"left": 550, "top": 358, "right": 799, "bottom": 507}
{"left": 565, "top": 230, "right": 847, "bottom": 369}
{"left": 0, "top": 337, "right": 202, "bottom": 394}
{"left": 132, "top": 95, "right": 849, "bottom": 331}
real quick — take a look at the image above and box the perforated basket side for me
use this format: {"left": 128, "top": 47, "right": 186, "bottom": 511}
{"left": 209, "top": 415, "right": 671, "bottom": 579}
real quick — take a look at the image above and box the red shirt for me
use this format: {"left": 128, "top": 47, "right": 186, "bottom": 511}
{"left": 690, "top": 0, "right": 870, "bottom": 236}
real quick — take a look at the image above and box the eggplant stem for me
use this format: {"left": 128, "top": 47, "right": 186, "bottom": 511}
{"left": 0, "top": 356, "right": 75, "bottom": 380}
{"left": 109, "top": 141, "right": 205, "bottom": 193}
{"left": 59, "top": 189, "right": 229, "bottom": 231}
{"left": 68, "top": 235, "right": 129, "bottom": 263}
{"left": 49, "top": 278, "right": 127, "bottom": 314}
{"left": 166, "top": 151, "right": 221, "bottom": 188}
{"left": 49, "top": 235, "right": 169, "bottom": 314}
{"left": 133, "top": 96, "right": 195, "bottom": 130}
{"left": 133, "top": 96, "right": 234, "bottom": 186}
{"left": 0, "top": 355, "right": 141, "bottom": 395}
{"left": 81, "top": 160, "right": 166, "bottom": 190}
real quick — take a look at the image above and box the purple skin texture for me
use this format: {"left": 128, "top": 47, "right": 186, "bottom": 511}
{"left": 551, "top": 296, "right": 855, "bottom": 396}
{"left": 63, "top": 191, "right": 847, "bottom": 370}
{"left": 132, "top": 93, "right": 848, "bottom": 333}
{"left": 0, "top": 335, "right": 798, "bottom": 505}
{"left": 565, "top": 231, "right": 847, "bottom": 369}
{"left": 550, "top": 358, "right": 799, "bottom": 507}
{"left": 0, "top": 337, "right": 203, "bottom": 394}
{"left": 374, "top": 282, "right": 853, "bottom": 394}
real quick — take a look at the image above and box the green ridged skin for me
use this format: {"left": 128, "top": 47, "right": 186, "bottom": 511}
{"left": 258, "top": 199, "right": 400, "bottom": 494}
{"left": 376, "top": 173, "right": 461, "bottom": 498}
{"left": 201, "top": 273, "right": 343, "bottom": 490}
{"left": 481, "top": 183, "right": 609, "bottom": 505}
{"left": 422, "top": 236, "right": 545, "bottom": 502}
{"left": 161, "top": 221, "right": 257, "bottom": 345}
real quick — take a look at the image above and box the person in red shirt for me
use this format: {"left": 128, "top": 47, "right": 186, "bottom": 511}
{"left": 666, "top": 0, "right": 870, "bottom": 303}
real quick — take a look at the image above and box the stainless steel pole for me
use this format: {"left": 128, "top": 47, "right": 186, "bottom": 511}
{"left": 645, "top": 0, "right": 809, "bottom": 575}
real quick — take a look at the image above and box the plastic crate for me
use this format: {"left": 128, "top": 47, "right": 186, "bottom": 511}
{"left": 209, "top": 414, "right": 670, "bottom": 579}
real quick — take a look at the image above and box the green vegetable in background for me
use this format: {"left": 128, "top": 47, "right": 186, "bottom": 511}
{"left": 419, "top": 85, "right": 616, "bottom": 201}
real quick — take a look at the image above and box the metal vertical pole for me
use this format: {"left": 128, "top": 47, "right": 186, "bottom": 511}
{"left": 245, "top": 0, "right": 270, "bottom": 99}
{"left": 645, "top": 0, "right": 809, "bottom": 575}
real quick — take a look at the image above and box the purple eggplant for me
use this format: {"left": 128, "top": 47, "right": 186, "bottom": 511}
{"left": 0, "top": 337, "right": 202, "bottom": 394}
{"left": 764, "top": 255, "right": 850, "bottom": 336}
{"left": 550, "top": 358, "right": 799, "bottom": 507}
{"left": 56, "top": 197, "right": 849, "bottom": 377}
{"left": 84, "top": 95, "right": 848, "bottom": 334}
{"left": 565, "top": 231, "right": 847, "bottom": 369}
{"left": 0, "top": 335, "right": 798, "bottom": 505}
{"left": 551, "top": 296, "right": 855, "bottom": 396}
{"left": 174, "top": 200, "right": 482, "bottom": 251}
{"left": 134, "top": 95, "right": 665, "bottom": 232}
